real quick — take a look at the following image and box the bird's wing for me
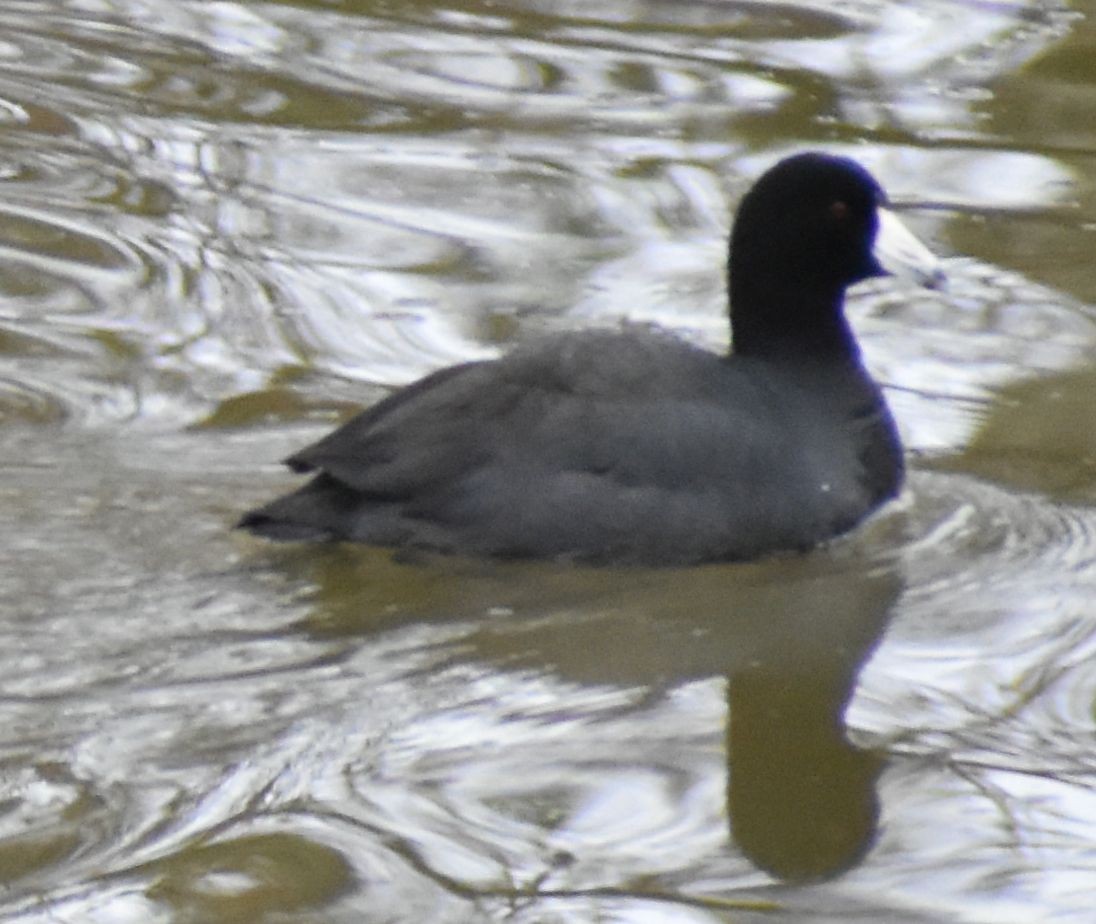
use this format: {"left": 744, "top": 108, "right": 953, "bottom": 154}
{"left": 287, "top": 338, "right": 788, "bottom": 502}
{"left": 285, "top": 360, "right": 506, "bottom": 496}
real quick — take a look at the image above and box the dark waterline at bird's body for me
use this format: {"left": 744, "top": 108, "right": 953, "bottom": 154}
{"left": 239, "top": 153, "right": 942, "bottom": 565}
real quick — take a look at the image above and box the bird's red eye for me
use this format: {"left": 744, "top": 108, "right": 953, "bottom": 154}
{"left": 829, "top": 200, "right": 849, "bottom": 221}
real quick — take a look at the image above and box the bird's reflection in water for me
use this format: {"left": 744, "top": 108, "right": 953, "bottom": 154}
{"left": 724, "top": 571, "right": 892, "bottom": 881}
{"left": 285, "top": 540, "right": 901, "bottom": 884}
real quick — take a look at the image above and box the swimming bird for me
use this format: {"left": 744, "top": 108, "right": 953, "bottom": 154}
{"left": 238, "top": 152, "right": 941, "bottom": 565}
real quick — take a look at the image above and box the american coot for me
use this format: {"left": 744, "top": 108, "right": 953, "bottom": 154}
{"left": 239, "top": 152, "right": 941, "bottom": 565}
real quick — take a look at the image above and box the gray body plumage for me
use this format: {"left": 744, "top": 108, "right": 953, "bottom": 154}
{"left": 243, "top": 326, "right": 902, "bottom": 564}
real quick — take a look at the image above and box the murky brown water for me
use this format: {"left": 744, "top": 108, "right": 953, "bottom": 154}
{"left": 2, "top": 0, "right": 1096, "bottom": 921}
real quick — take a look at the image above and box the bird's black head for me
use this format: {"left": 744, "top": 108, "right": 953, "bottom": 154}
{"left": 732, "top": 151, "right": 886, "bottom": 293}
{"left": 728, "top": 152, "right": 932, "bottom": 360}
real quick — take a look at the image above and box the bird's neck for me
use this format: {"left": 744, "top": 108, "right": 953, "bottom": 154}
{"left": 728, "top": 278, "right": 862, "bottom": 365}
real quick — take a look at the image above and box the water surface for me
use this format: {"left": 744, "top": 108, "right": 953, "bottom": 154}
{"left": 2, "top": 1, "right": 1096, "bottom": 921}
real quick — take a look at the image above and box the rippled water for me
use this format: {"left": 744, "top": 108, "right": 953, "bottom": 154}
{"left": 2, "top": 0, "right": 1096, "bottom": 921}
